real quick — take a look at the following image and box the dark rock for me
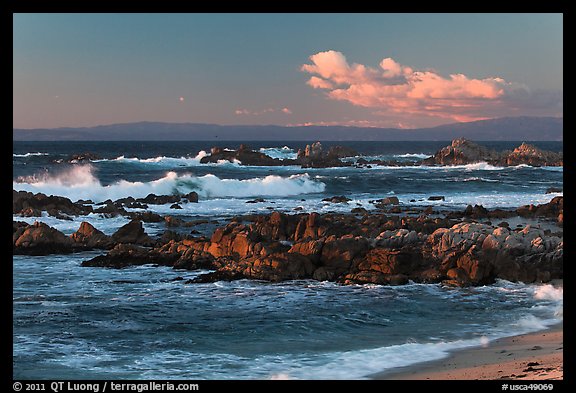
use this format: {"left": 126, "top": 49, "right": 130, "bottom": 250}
{"left": 326, "top": 145, "right": 358, "bottom": 159}
{"left": 186, "top": 270, "right": 246, "bottom": 283}
{"left": 81, "top": 244, "right": 177, "bottom": 268}
{"left": 183, "top": 191, "right": 199, "bottom": 203}
{"left": 138, "top": 193, "right": 181, "bottom": 205}
{"left": 464, "top": 204, "right": 489, "bottom": 219}
{"left": 322, "top": 196, "right": 351, "bottom": 203}
{"left": 126, "top": 202, "right": 148, "bottom": 209}
{"left": 201, "top": 146, "right": 294, "bottom": 166}
{"left": 164, "top": 215, "right": 184, "bottom": 227}
{"left": 428, "top": 196, "right": 445, "bottom": 201}
{"left": 296, "top": 142, "right": 352, "bottom": 168}
{"left": 351, "top": 207, "right": 368, "bottom": 214}
{"left": 13, "top": 190, "right": 92, "bottom": 217}
{"left": 373, "top": 196, "right": 400, "bottom": 207}
{"left": 70, "top": 221, "right": 113, "bottom": 249}
{"left": 158, "top": 230, "right": 183, "bottom": 244}
{"left": 111, "top": 220, "right": 153, "bottom": 245}
{"left": 170, "top": 203, "right": 182, "bottom": 209}
{"left": 129, "top": 211, "right": 163, "bottom": 222}
{"left": 546, "top": 187, "right": 562, "bottom": 194}
{"left": 13, "top": 221, "right": 73, "bottom": 255}
{"left": 422, "top": 138, "right": 500, "bottom": 166}
{"left": 246, "top": 198, "right": 266, "bottom": 204}
{"left": 69, "top": 152, "right": 100, "bottom": 162}
{"left": 517, "top": 196, "right": 563, "bottom": 218}
{"left": 93, "top": 203, "right": 126, "bottom": 217}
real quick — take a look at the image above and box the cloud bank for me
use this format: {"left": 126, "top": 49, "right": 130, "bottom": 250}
{"left": 302, "top": 50, "right": 562, "bottom": 123}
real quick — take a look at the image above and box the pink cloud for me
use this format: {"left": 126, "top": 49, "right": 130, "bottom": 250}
{"left": 301, "top": 51, "right": 561, "bottom": 123}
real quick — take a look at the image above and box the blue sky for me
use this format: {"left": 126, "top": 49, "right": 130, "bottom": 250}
{"left": 13, "top": 13, "right": 563, "bottom": 129}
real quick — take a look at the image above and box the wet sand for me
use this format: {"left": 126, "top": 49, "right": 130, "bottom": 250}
{"left": 373, "top": 323, "right": 563, "bottom": 380}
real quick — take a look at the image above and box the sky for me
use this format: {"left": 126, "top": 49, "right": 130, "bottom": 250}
{"left": 13, "top": 13, "right": 563, "bottom": 129}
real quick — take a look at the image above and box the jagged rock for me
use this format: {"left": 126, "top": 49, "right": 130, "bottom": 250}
{"left": 297, "top": 142, "right": 353, "bottom": 168}
{"left": 422, "top": 138, "right": 500, "bottom": 166}
{"left": 111, "top": 220, "right": 154, "bottom": 245}
{"left": 70, "top": 221, "right": 113, "bottom": 249}
{"left": 69, "top": 152, "right": 100, "bottom": 162}
{"left": 128, "top": 211, "right": 163, "bottom": 222}
{"left": 13, "top": 190, "right": 92, "bottom": 217}
{"left": 201, "top": 146, "right": 293, "bottom": 166}
{"left": 138, "top": 193, "right": 181, "bottom": 205}
{"left": 372, "top": 196, "right": 400, "bottom": 208}
{"left": 93, "top": 203, "right": 127, "bottom": 217}
{"left": 322, "top": 196, "right": 351, "bottom": 203}
{"left": 13, "top": 221, "right": 73, "bottom": 255}
{"left": 502, "top": 143, "right": 562, "bottom": 166}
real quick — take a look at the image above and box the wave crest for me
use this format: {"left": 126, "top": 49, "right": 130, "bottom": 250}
{"left": 12, "top": 165, "right": 325, "bottom": 202}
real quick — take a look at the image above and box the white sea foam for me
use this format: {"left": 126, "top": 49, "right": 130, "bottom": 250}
{"left": 13, "top": 152, "right": 49, "bottom": 158}
{"left": 94, "top": 151, "right": 209, "bottom": 166}
{"left": 533, "top": 284, "right": 563, "bottom": 301}
{"left": 393, "top": 153, "right": 432, "bottom": 159}
{"left": 12, "top": 165, "right": 326, "bottom": 202}
{"left": 259, "top": 146, "right": 298, "bottom": 160}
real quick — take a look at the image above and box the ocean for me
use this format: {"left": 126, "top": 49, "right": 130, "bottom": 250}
{"left": 13, "top": 140, "right": 563, "bottom": 379}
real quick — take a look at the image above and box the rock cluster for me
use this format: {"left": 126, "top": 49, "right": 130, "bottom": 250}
{"left": 65, "top": 197, "right": 563, "bottom": 287}
{"left": 296, "top": 142, "right": 357, "bottom": 168}
{"left": 200, "top": 144, "right": 294, "bottom": 166}
{"left": 423, "top": 139, "right": 562, "bottom": 167}
{"left": 199, "top": 142, "right": 357, "bottom": 168}
{"left": 13, "top": 190, "right": 93, "bottom": 219}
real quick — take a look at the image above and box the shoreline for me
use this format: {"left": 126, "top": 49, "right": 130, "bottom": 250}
{"left": 373, "top": 322, "right": 563, "bottom": 380}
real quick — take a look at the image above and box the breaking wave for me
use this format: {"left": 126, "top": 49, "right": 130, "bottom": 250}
{"left": 12, "top": 165, "right": 325, "bottom": 202}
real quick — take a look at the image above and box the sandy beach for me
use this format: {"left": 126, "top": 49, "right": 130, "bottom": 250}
{"left": 374, "top": 323, "right": 563, "bottom": 380}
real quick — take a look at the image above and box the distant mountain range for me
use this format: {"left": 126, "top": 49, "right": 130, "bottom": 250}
{"left": 13, "top": 116, "right": 563, "bottom": 141}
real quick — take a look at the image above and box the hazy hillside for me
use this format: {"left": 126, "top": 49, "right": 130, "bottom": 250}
{"left": 13, "top": 116, "right": 563, "bottom": 141}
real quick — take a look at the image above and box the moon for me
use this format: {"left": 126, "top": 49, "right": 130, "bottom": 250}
{"left": 179, "top": 96, "right": 185, "bottom": 102}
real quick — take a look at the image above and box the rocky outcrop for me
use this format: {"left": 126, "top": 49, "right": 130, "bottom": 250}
{"left": 200, "top": 145, "right": 294, "bottom": 166}
{"left": 422, "top": 138, "right": 500, "bottom": 166}
{"left": 19, "top": 198, "right": 561, "bottom": 287}
{"left": 13, "top": 190, "right": 92, "bottom": 218}
{"left": 70, "top": 222, "right": 113, "bottom": 249}
{"left": 425, "top": 222, "right": 562, "bottom": 286}
{"left": 199, "top": 143, "right": 357, "bottom": 168}
{"left": 13, "top": 221, "right": 74, "bottom": 255}
{"left": 80, "top": 198, "right": 563, "bottom": 287}
{"left": 422, "top": 139, "right": 563, "bottom": 167}
{"left": 111, "top": 220, "right": 154, "bottom": 246}
{"left": 81, "top": 244, "right": 179, "bottom": 268}
{"left": 68, "top": 152, "right": 101, "bottom": 162}
{"left": 516, "top": 196, "right": 563, "bottom": 219}
{"left": 500, "top": 143, "right": 562, "bottom": 167}
{"left": 296, "top": 142, "right": 354, "bottom": 168}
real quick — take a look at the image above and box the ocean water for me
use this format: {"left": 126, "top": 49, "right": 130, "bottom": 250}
{"left": 13, "top": 141, "right": 563, "bottom": 379}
